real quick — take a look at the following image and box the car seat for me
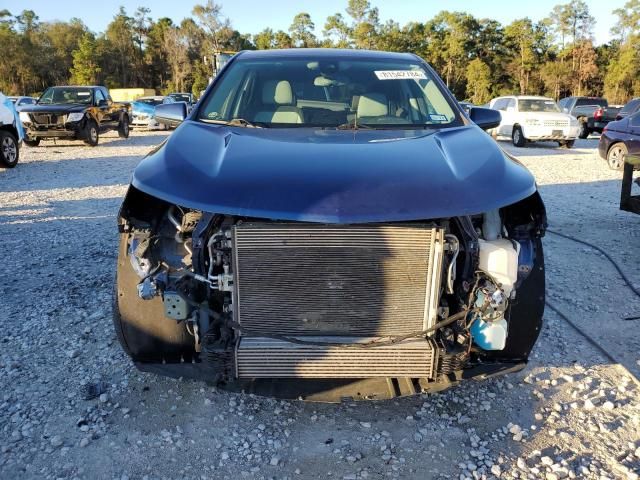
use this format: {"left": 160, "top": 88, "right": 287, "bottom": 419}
{"left": 254, "top": 80, "right": 303, "bottom": 124}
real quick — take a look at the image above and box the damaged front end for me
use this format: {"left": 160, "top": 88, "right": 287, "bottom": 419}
{"left": 114, "top": 186, "right": 546, "bottom": 401}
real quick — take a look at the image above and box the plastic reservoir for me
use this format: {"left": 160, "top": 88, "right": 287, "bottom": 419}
{"left": 471, "top": 239, "right": 519, "bottom": 350}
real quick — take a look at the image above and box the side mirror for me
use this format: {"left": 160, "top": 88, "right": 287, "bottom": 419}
{"left": 155, "top": 102, "right": 188, "bottom": 127}
{"left": 97, "top": 99, "right": 108, "bottom": 107}
{"left": 562, "top": 107, "right": 569, "bottom": 113}
{"left": 469, "top": 107, "right": 501, "bottom": 130}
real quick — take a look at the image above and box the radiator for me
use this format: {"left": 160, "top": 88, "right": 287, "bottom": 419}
{"left": 232, "top": 223, "right": 445, "bottom": 337}
{"left": 236, "top": 336, "right": 437, "bottom": 378}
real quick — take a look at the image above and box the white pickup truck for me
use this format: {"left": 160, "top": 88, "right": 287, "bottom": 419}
{"left": 0, "top": 92, "right": 23, "bottom": 167}
{"left": 489, "top": 95, "right": 580, "bottom": 148}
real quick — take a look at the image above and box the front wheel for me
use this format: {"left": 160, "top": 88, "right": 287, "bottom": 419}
{"left": 512, "top": 126, "right": 526, "bottom": 147}
{"left": 84, "top": 120, "right": 99, "bottom": 146}
{"left": 0, "top": 130, "right": 19, "bottom": 168}
{"left": 118, "top": 115, "right": 130, "bottom": 138}
{"left": 559, "top": 140, "right": 574, "bottom": 149}
{"left": 607, "top": 143, "right": 627, "bottom": 170}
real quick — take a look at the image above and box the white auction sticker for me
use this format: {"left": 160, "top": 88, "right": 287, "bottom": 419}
{"left": 374, "top": 70, "right": 427, "bottom": 80}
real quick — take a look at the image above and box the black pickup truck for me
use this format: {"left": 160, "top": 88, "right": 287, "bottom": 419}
{"left": 19, "top": 86, "right": 131, "bottom": 146}
{"left": 558, "top": 96, "right": 621, "bottom": 139}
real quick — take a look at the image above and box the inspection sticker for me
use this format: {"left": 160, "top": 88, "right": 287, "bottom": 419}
{"left": 374, "top": 70, "right": 426, "bottom": 80}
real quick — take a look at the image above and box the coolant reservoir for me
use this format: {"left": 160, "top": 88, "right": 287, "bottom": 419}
{"left": 477, "top": 239, "right": 519, "bottom": 297}
{"left": 471, "top": 239, "right": 520, "bottom": 350}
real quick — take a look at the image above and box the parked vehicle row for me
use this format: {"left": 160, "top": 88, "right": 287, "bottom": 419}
{"left": 488, "top": 95, "right": 580, "bottom": 147}
{"left": 598, "top": 110, "right": 640, "bottom": 170}
{"left": 131, "top": 96, "right": 175, "bottom": 130}
{"left": 18, "top": 86, "right": 131, "bottom": 146}
{"left": 559, "top": 96, "right": 620, "bottom": 139}
{"left": 0, "top": 92, "right": 24, "bottom": 167}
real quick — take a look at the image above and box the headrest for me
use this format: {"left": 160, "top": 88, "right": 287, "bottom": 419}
{"left": 262, "top": 80, "right": 294, "bottom": 106}
{"left": 357, "top": 93, "right": 388, "bottom": 117}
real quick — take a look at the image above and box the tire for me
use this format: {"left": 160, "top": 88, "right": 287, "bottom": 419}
{"left": 578, "top": 120, "right": 589, "bottom": 139}
{"left": 559, "top": 140, "right": 574, "bottom": 148}
{"left": 84, "top": 120, "right": 99, "bottom": 146}
{"left": 0, "top": 130, "right": 19, "bottom": 168}
{"left": 118, "top": 114, "right": 130, "bottom": 138}
{"left": 607, "top": 142, "right": 627, "bottom": 170}
{"left": 512, "top": 126, "right": 526, "bottom": 147}
{"left": 23, "top": 137, "right": 40, "bottom": 147}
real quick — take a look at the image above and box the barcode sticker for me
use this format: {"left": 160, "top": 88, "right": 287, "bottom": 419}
{"left": 374, "top": 70, "right": 427, "bottom": 80}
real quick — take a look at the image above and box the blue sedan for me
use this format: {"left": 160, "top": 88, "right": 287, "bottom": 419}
{"left": 598, "top": 111, "right": 640, "bottom": 170}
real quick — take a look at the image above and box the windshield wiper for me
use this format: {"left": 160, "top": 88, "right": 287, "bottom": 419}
{"left": 202, "top": 118, "right": 264, "bottom": 128}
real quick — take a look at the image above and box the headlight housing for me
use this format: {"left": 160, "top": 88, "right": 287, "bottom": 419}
{"left": 19, "top": 111, "right": 31, "bottom": 123}
{"left": 525, "top": 119, "right": 540, "bottom": 126}
{"left": 67, "top": 112, "right": 85, "bottom": 122}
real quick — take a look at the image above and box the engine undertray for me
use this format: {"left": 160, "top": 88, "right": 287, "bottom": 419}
{"left": 134, "top": 361, "right": 526, "bottom": 402}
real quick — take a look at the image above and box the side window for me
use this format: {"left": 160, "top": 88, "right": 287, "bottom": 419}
{"left": 622, "top": 99, "right": 640, "bottom": 115}
{"left": 94, "top": 89, "right": 105, "bottom": 105}
{"left": 630, "top": 111, "right": 640, "bottom": 127}
{"left": 506, "top": 99, "right": 516, "bottom": 110}
{"left": 493, "top": 99, "right": 506, "bottom": 111}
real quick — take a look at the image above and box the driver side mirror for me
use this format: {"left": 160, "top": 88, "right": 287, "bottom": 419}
{"left": 97, "top": 99, "right": 108, "bottom": 107}
{"left": 469, "top": 107, "right": 501, "bottom": 130}
{"left": 155, "top": 102, "right": 188, "bottom": 127}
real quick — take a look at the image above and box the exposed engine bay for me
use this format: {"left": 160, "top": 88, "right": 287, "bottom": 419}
{"left": 115, "top": 187, "right": 546, "bottom": 400}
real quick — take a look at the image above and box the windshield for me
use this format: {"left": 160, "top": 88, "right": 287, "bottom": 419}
{"left": 197, "top": 57, "right": 460, "bottom": 128}
{"left": 170, "top": 94, "right": 192, "bottom": 103}
{"left": 39, "top": 87, "right": 93, "bottom": 105}
{"left": 518, "top": 99, "right": 561, "bottom": 113}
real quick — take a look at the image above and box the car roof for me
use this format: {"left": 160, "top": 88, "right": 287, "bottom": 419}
{"left": 493, "top": 95, "right": 554, "bottom": 100}
{"left": 237, "top": 48, "right": 417, "bottom": 62}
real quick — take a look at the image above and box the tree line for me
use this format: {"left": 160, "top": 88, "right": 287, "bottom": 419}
{"left": 1, "top": 0, "right": 640, "bottom": 105}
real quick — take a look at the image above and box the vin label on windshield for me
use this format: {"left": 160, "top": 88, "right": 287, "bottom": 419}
{"left": 374, "top": 70, "right": 427, "bottom": 80}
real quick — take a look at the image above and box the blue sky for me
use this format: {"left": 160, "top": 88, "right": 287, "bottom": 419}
{"left": 6, "top": 0, "right": 626, "bottom": 45}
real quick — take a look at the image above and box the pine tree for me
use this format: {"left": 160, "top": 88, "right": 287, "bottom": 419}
{"left": 69, "top": 33, "right": 100, "bottom": 85}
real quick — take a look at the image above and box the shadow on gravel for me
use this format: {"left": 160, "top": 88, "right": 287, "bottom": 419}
{"left": 0, "top": 155, "right": 140, "bottom": 193}
{"left": 21, "top": 132, "right": 169, "bottom": 149}
{"left": 499, "top": 138, "right": 601, "bottom": 157}
{"left": 540, "top": 178, "right": 640, "bottom": 380}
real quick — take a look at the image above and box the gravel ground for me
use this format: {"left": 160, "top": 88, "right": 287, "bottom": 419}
{"left": 1, "top": 131, "right": 639, "bottom": 480}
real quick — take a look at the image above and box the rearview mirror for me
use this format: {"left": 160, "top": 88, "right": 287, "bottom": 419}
{"left": 469, "top": 107, "right": 501, "bottom": 130}
{"left": 155, "top": 102, "right": 188, "bottom": 127}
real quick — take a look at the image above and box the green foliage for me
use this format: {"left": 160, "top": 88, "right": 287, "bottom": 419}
{"left": 1, "top": 1, "right": 640, "bottom": 107}
{"left": 465, "top": 58, "right": 492, "bottom": 104}
{"left": 289, "top": 13, "right": 317, "bottom": 47}
{"left": 70, "top": 33, "right": 101, "bottom": 84}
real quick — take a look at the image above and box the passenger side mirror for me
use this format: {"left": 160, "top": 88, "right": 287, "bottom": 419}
{"left": 97, "top": 99, "right": 108, "bottom": 107}
{"left": 469, "top": 107, "right": 501, "bottom": 130}
{"left": 155, "top": 102, "right": 188, "bottom": 127}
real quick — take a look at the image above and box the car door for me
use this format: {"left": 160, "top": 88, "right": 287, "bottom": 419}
{"left": 103, "top": 88, "right": 121, "bottom": 128}
{"left": 497, "top": 98, "right": 516, "bottom": 136}
{"left": 627, "top": 112, "right": 640, "bottom": 156}
{"left": 93, "top": 88, "right": 110, "bottom": 130}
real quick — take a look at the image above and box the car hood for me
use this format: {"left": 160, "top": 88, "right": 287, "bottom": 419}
{"left": 20, "top": 104, "right": 87, "bottom": 114}
{"left": 517, "top": 111, "right": 572, "bottom": 121}
{"left": 132, "top": 121, "right": 537, "bottom": 223}
{"left": 132, "top": 102, "right": 156, "bottom": 115}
